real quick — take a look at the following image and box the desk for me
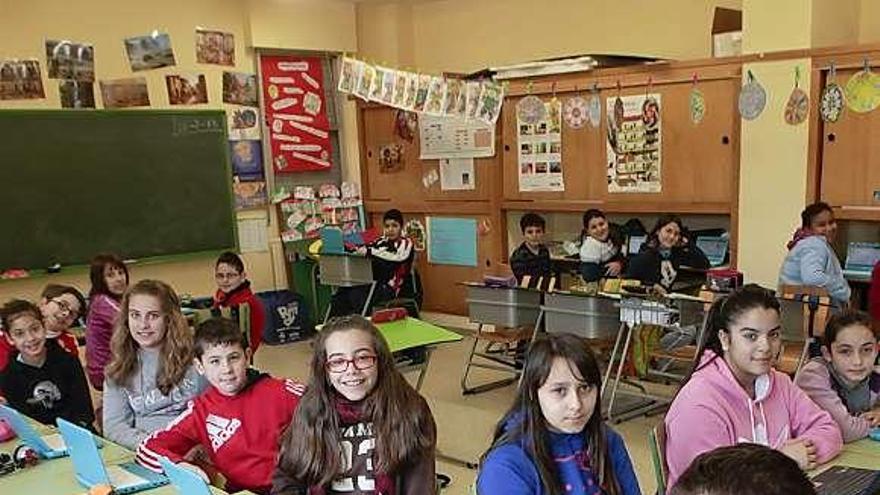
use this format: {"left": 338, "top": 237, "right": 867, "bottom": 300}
{"left": 814, "top": 438, "right": 880, "bottom": 474}
{"left": 318, "top": 252, "right": 376, "bottom": 323}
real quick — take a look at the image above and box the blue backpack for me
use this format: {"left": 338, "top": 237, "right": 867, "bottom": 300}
{"left": 257, "top": 290, "right": 314, "bottom": 345}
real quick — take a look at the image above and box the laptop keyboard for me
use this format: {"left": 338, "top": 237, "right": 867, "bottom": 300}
{"left": 813, "top": 466, "right": 880, "bottom": 495}
{"left": 107, "top": 465, "right": 147, "bottom": 488}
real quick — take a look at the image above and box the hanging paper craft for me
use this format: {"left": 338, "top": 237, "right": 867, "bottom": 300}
{"left": 517, "top": 94, "right": 547, "bottom": 125}
{"left": 587, "top": 85, "right": 602, "bottom": 129}
{"left": 739, "top": 70, "right": 766, "bottom": 121}
{"left": 820, "top": 63, "right": 845, "bottom": 123}
{"left": 476, "top": 81, "right": 505, "bottom": 125}
{"left": 844, "top": 61, "right": 880, "bottom": 113}
{"left": 354, "top": 64, "right": 376, "bottom": 101}
{"left": 689, "top": 75, "right": 705, "bottom": 124}
{"left": 465, "top": 81, "right": 481, "bottom": 119}
{"left": 260, "top": 54, "right": 332, "bottom": 173}
{"left": 784, "top": 67, "right": 809, "bottom": 126}
{"left": 404, "top": 219, "right": 427, "bottom": 251}
{"left": 424, "top": 76, "right": 447, "bottom": 116}
{"left": 337, "top": 56, "right": 359, "bottom": 94}
{"left": 445, "top": 79, "right": 466, "bottom": 117}
{"left": 563, "top": 95, "right": 588, "bottom": 129}
{"left": 518, "top": 98, "right": 564, "bottom": 192}
{"left": 606, "top": 94, "right": 662, "bottom": 193}
{"left": 394, "top": 109, "right": 417, "bottom": 142}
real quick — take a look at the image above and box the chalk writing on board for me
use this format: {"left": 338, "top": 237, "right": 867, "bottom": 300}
{"left": 172, "top": 116, "right": 224, "bottom": 136}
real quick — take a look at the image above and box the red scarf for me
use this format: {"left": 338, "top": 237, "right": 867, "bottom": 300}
{"left": 308, "top": 396, "right": 395, "bottom": 495}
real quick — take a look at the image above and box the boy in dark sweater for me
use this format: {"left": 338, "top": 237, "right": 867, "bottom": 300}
{"left": 137, "top": 318, "right": 304, "bottom": 494}
{"left": 509, "top": 213, "right": 553, "bottom": 288}
{"left": 0, "top": 299, "right": 94, "bottom": 429}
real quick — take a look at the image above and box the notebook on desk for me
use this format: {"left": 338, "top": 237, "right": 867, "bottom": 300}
{"left": 812, "top": 465, "right": 880, "bottom": 495}
{"left": 695, "top": 236, "right": 729, "bottom": 267}
{"left": 842, "top": 242, "right": 880, "bottom": 278}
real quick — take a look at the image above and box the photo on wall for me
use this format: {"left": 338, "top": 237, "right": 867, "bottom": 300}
{"left": 45, "top": 40, "right": 94, "bottom": 82}
{"left": 222, "top": 71, "right": 257, "bottom": 106}
{"left": 0, "top": 59, "right": 45, "bottom": 100}
{"left": 124, "top": 33, "right": 176, "bottom": 71}
{"left": 165, "top": 74, "right": 207, "bottom": 105}
{"left": 99, "top": 77, "right": 150, "bottom": 108}
{"left": 196, "top": 29, "right": 235, "bottom": 66}
{"left": 59, "top": 80, "right": 95, "bottom": 108}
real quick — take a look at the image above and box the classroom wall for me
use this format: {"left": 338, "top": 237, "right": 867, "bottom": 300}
{"left": 859, "top": 0, "right": 880, "bottom": 43}
{"left": 0, "top": 0, "right": 358, "bottom": 302}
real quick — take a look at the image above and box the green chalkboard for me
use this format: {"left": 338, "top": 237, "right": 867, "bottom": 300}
{"left": 0, "top": 110, "right": 237, "bottom": 270}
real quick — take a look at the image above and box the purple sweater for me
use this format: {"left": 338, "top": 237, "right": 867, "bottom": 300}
{"left": 665, "top": 352, "right": 842, "bottom": 488}
{"left": 85, "top": 294, "right": 121, "bottom": 390}
{"left": 795, "top": 358, "right": 880, "bottom": 443}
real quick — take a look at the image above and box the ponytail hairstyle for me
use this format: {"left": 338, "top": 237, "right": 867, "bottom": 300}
{"left": 679, "top": 284, "right": 780, "bottom": 390}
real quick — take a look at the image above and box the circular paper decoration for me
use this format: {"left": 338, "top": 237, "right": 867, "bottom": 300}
{"left": 844, "top": 70, "right": 880, "bottom": 113}
{"left": 588, "top": 93, "right": 601, "bottom": 128}
{"left": 404, "top": 219, "right": 426, "bottom": 251}
{"left": 784, "top": 87, "right": 809, "bottom": 125}
{"left": 820, "top": 82, "right": 845, "bottom": 123}
{"left": 738, "top": 77, "right": 767, "bottom": 121}
{"left": 517, "top": 95, "right": 546, "bottom": 124}
{"left": 563, "top": 96, "right": 588, "bottom": 129}
{"left": 690, "top": 88, "right": 706, "bottom": 124}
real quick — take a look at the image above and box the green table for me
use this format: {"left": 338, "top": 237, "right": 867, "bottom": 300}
{"left": 814, "top": 438, "right": 880, "bottom": 474}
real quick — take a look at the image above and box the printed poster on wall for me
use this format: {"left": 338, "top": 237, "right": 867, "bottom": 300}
{"left": 606, "top": 94, "right": 662, "bottom": 193}
{"left": 517, "top": 98, "right": 564, "bottom": 192}
{"left": 260, "top": 54, "right": 332, "bottom": 173}
{"left": 427, "top": 217, "right": 478, "bottom": 267}
{"left": 418, "top": 115, "right": 495, "bottom": 159}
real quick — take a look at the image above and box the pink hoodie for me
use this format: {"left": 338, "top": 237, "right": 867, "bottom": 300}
{"left": 665, "top": 352, "right": 842, "bottom": 488}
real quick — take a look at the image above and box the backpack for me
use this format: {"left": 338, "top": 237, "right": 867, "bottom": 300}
{"left": 257, "top": 290, "right": 314, "bottom": 345}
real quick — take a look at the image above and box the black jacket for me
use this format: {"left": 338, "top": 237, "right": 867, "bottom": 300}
{"left": 625, "top": 244, "right": 710, "bottom": 290}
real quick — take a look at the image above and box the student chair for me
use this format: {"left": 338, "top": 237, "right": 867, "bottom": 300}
{"left": 374, "top": 267, "right": 423, "bottom": 318}
{"left": 190, "top": 302, "right": 254, "bottom": 364}
{"left": 777, "top": 285, "right": 831, "bottom": 378}
{"left": 648, "top": 418, "right": 669, "bottom": 495}
{"left": 646, "top": 289, "right": 716, "bottom": 382}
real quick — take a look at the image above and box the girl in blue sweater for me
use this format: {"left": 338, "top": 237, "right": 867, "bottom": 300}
{"left": 477, "top": 333, "right": 641, "bottom": 495}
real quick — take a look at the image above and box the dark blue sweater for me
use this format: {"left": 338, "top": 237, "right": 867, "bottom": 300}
{"left": 477, "top": 423, "right": 641, "bottom": 495}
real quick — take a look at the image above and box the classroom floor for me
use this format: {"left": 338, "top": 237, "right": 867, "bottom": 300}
{"left": 253, "top": 312, "right": 666, "bottom": 495}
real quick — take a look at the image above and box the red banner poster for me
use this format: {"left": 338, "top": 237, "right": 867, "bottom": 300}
{"left": 260, "top": 54, "right": 332, "bottom": 173}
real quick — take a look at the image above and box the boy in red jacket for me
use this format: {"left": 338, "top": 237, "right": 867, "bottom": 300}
{"left": 213, "top": 251, "right": 266, "bottom": 354}
{"left": 136, "top": 318, "right": 304, "bottom": 494}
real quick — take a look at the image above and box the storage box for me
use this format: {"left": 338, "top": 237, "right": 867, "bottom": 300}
{"left": 465, "top": 285, "right": 541, "bottom": 327}
{"left": 544, "top": 292, "right": 620, "bottom": 340}
{"left": 318, "top": 254, "right": 374, "bottom": 287}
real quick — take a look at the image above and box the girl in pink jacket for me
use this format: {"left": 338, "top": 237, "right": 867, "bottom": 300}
{"left": 795, "top": 310, "right": 879, "bottom": 442}
{"left": 665, "top": 285, "right": 842, "bottom": 489}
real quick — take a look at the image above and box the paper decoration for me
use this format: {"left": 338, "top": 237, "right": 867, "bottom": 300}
{"left": 99, "top": 77, "right": 150, "bottom": 108}
{"left": 427, "top": 217, "right": 478, "bottom": 267}
{"left": 517, "top": 95, "right": 547, "bottom": 125}
{"left": 378, "top": 143, "right": 405, "bottom": 173}
{"left": 227, "top": 106, "right": 261, "bottom": 140}
{"left": 59, "top": 80, "right": 94, "bottom": 108}
{"left": 419, "top": 115, "right": 495, "bottom": 159}
{"left": 394, "top": 109, "right": 418, "bottom": 142}
{"left": 230, "top": 140, "right": 264, "bottom": 181}
{"left": 587, "top": 85, "right": 602, "bottom": 129}
{"left": 844, "top": 63, "right": 880, "bottom": 113}
{"left": 422, "top": 168, "right": 439, "bottom": 188}
{"left": 784, "top": 67, "right": 808, "bottom": 126}
{"left": 46, "top": 40, "right": 94, "bottom": 81}
{"left": 820, "top": 64, "right": 845, "bottom": 123}
{"left": 518, "top": 98, "right": 564, "bottom": 192}
{"left": 404, "top": 220, "right": 426, "bottom": 251}
{"left": 606, "top": 94, "right": 662, "bottom": 193}
{"left": 260, "top": 54, "right": 332, "bottom": 173}
{"left": 337, "top": 56, "right": 504, "bottom": 125}
{"left": 0, "top": 60, "right": 45, "bottom": 100}
{"left": 233, "top": 178, "right": 267, "bottom": 210}
{"left": 738, "top": 71, "right": 767, "bottom": 121}
{"left": 222, "top": 72, "right": 258, "bottom": 106}
{"left": 563, "top": 96, "right": 588, "bottom": 129}
{"left": 690, "top": 75, "right": 705, "bottom": 124}
{"left": 195, "top": 28, "right": 234, "bottom": 66}
{"left": 280, "top": 182, "right": 363, "bottom": 242}
{"left": 439, "top": 158, "right": 475, "bottom": 190}
{"left": 165, "top": 74, "right": 207, "bottom": 105}
{"left": 123, "top": 33, "right": 175, "bottom": 72}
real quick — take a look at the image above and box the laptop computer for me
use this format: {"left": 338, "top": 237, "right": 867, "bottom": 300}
{"left": 0, "top": 405, "right": 70, "bottom": 459}
{"left": 159, "top": 457, "right": 213, "bottom": 495}
{"left": 812, "top": 465, "right": 880, "bottom": 495}
{"left": 57, "top": 418, "right": 168, "bottom": 494}
{"left": 696, "top": 236, "right": 729, "bottom": 267}
{"left": 627, "top": 235, "right": 646, "bottom": 256}
{"left": 842, "top": 242, "right": 880, "bottom": 278}
{"left": 321, "top": 227, "right": 345, "bottom": 254}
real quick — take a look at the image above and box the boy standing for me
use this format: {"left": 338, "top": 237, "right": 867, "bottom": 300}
{"left": 213, "top": 251, "right": 266, "bottom": 354}
{"left": 0, "top": 299, "right": 94, "bottom": 429}
{"left": 136, "top": 318, "right": 304, "bottom": 495}
{"left": 509, "top": 213, "right": 553, "bottom": 288}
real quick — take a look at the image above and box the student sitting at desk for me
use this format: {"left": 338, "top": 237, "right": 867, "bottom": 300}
{"left": 86, "top": 252, "right": 129, "bottom": 391}
{"left": 272, "top": 315, "right": 436, "bottom": 495}
{"left": 330, "top": 209, "right": 415, "bottom": 317}
{"left": 664, "top": 285, "right": 842, "bottom": 488}
{"left": 0, "top": 299, "right": 94, "bottom": 430}
{"left": 625, "top": 215, "right": 709, "bottom": 294}
{"left": 795, "top": 310, "right": 880, "bottom": 442}
{"left": 138, "top": 318, "right": 305, "bottom": 494}
{"left": 214, "top": 251, "right": 266, "bottom": 354}
{"left": 579, "top": 209, "right": 625, "bottom": 283}
{"left": 778, "top": 202, "right": 851, "bottom": 308}
{"left": 510, "top": 212, "right": 553, "bottom": 288}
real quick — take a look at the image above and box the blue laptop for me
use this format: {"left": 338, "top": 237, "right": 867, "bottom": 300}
{"left": 57, "top": 418, "right": 168, "bottom": 494}
{"left": 321, "top": 227, "right": 345, "bottom": 254}
{"left": 842, "top": 242, "right": 880, "bottom": 278}
{"left": 159, "top": 456, "right": 213, "bottom": 495}
{"left": 696, "top": 236, "right": 729, "bottom": 267}
{"left": 0, "top": 405, "right": 70, "bottom": 459}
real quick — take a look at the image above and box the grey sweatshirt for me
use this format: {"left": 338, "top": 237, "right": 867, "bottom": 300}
{"left": 102, "top": 348, "right": 206, "bottom": 449}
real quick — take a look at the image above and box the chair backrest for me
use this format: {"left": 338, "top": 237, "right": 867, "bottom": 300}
{"left": 190, "top": 303, "right": 253, "bottom": 361}
{"left": 778, "top": 285, "right": 831, "bottom": 341}
{"left": 648, "top": 419, "right": 669, "bottom": 495}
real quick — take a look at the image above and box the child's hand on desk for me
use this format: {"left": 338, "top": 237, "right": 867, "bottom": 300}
{"left": 781, "top": 438, "right": 817, "bottom": 470}
{"left": 605, "top": 261, "right": 623, "bottom": 277}
{"left": 177, "top": 461, "right": 210, "bottom": 483}
{"left": 355, "top": 246, "right": 368, "bottom": 256}
{"left": 860, "top": 408, "right": 880, "bottom": 427}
